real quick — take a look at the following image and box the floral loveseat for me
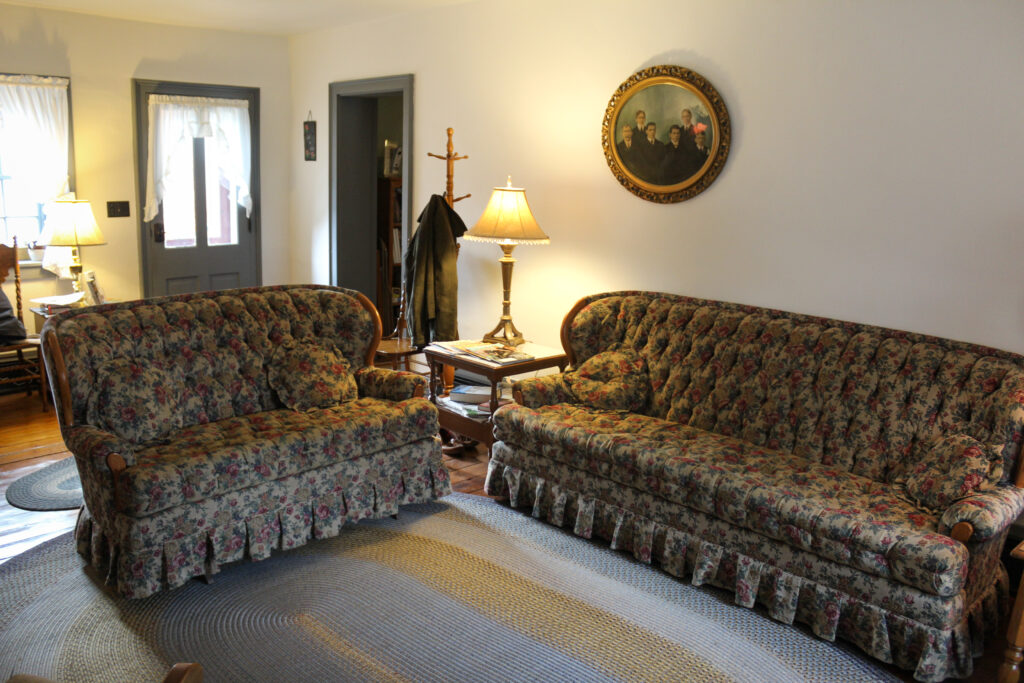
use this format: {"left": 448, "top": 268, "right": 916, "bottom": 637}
{"left": 486, "top": 291, "right": 1024, "bottom": 681}
{"left": 41, "top": 285, "right": 449, "bottom": 598}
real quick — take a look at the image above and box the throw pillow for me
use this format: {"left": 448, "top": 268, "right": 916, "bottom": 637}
{"left": 904, "top": 434, "right": 1004, "bottom": 510}
{"left": 564, "top": 349, "right": 650, "bottom": 413}
{"left": 268, "top": 339, "right": 358, "bottom": 411}
{"left": 86, "top": 358, "right": 184, "bottom": 444}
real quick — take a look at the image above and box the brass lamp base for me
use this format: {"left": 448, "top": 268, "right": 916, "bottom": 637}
{"left": 482, "top": 317, "right": 525, "bottom": 346}
{"left": 481, "top": 243, "right": 526, "bottom": 346}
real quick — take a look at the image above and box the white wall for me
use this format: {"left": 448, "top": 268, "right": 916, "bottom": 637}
{"left": 289, "top": 0, "right": 1024, "bottom": 353}
{"left": 0, "top": 3, "right": 291, "bottom": 328}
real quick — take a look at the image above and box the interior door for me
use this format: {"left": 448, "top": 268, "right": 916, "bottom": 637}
{"left": 335, "top": 96, "right": 378, "bottom": 299}
{"left": 135, "top": 80, "right": 261, "bottom": 297}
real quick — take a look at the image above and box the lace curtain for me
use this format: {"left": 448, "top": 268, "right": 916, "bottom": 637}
{"left": 0, "top": 74, "right": 70, "bottom": 244}
{"left": 143, "top": 95, "right": 252, "bottom": 222}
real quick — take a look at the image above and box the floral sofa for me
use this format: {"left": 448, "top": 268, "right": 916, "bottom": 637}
{"left": 486, "top": 291, "right": 1024, "bottom": 682}
{"left": 41, "top": 285, "right": 450, "bottom": 598}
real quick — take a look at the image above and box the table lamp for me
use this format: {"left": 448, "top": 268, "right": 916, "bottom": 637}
{"left": 44, "top": 199, "right": 106, "bottom": 291}
{"left": 463, "top": 177, "right": 549, "bottom": 346}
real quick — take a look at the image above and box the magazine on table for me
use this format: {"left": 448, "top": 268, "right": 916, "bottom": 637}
{"left": 431, "top": 340, "right": 534, "bottom": 365}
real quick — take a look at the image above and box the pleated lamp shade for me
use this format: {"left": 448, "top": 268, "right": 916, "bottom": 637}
{"left": 463, "top": 179, "right": 549, "bottom": 245}
{"left": 44, "top": 200, "right": 106, "bottom": 247}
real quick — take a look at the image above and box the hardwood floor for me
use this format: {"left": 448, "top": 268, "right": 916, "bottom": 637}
{"left": 0, "top": 390, "right": 78, "bottom": 565}
{"left": 0, "top": 389, "right": 1007, "bottom": 681}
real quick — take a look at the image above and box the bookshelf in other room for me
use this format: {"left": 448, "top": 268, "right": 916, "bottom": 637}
{"left": 376, "top": 176, "right": 402, "bottom": 334}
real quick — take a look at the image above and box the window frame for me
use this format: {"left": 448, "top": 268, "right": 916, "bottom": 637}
{"left": 0, "top": 72, "right": 75, "bottom": 253}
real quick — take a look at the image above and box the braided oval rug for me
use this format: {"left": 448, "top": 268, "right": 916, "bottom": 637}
{"left": 0, "top": 493, "right": 895, "bottom": 682}
{"left": 4, "top": 456, "right": 83, "bottom": 511}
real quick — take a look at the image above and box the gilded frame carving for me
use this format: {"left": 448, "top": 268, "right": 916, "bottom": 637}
{"left": 601, "top": 65, "right": 730, "bottom": 203}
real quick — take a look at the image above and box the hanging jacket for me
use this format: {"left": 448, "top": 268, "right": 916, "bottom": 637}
{"left": 403, "top": 194, "right": 467, "bottom": 346}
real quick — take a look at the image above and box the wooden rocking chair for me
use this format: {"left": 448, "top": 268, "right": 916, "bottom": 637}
{"left": 0, "top": 238, "right": 48, "bottom": 411}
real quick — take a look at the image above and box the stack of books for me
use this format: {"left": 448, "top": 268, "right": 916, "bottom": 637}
{"left": 440, "top": 383, "right": 513, "bottom": 418}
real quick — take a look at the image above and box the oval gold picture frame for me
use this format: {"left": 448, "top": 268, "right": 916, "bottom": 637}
{"left": 602, "top": 65, "right": 731, "bottom": 203}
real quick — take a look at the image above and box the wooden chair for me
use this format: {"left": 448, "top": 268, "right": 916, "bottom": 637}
{"left": 0, "top": 239, "right": 48, "bottom": 411}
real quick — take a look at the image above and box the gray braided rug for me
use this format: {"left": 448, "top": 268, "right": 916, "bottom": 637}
{"left": 5, "top": 457, "right": 83, "bottom": 511}
{"left": 0, "top": 493, "right": 896, "bottom": 682}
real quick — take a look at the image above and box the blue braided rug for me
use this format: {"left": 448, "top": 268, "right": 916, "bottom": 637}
{"left": 0, "top": 493, "right": 896, "bottom": 682}
{"left": 5, "top": 456, "right": 83, "bottom": 511}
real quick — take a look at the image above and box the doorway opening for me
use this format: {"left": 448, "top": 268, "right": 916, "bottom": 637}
{"left": 329, "top": 75, "right": 412, "bottom": 334}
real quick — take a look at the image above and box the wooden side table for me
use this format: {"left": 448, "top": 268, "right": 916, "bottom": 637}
{"left": 424, "top": 343, "right": 567, "bottom": 450}
{"left": 1001, "top": 541, "right": 1024, "bottom": 682}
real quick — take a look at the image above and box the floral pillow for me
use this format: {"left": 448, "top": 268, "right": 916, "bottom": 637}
{"left": 564, "top": 349, "right": 649, "bottom": 413}
{"left": 86, "top": 358, "right": 184, "bottom": 444}
{"left": 268, "top": 340, "right": 358, "bottom": 411}
{"left": 904, "top": 434, "right": 1004, "bottom": 510}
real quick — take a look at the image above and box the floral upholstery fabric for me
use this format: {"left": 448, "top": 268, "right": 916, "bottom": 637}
{"left": 355, "top": 366, "right": 427, "bottom": 401}
{"left": 940, "top": 485, "right": 1024, "bottom": 541}
{"left": 267, "top": 339, "right": 358, "bottom": 411}
{"left": 495, "top": 402, "right": 966, "bottom": 597}
{"left": 512, "top": 373, "right": 574, "bottom": 408}
{"left": 43, "top": 285, "right": 452, "bottom": 599}
{"left": 903, "top": 434, "right": 1004, "bottom": 511}
{"left": 561, "top": 292, "right": 1024, "bottom": 483}
{"left": 563, "top": 349, "right": 650, "bottom": 412}
{"left": 77, "top": 439, "right": 449, "bottom": 598}
{"left": 488, "top": 291, "right": 1024, "bottom": 682}
{"left": 86, "top": 358, "right": 184, "bottom": 444}
{"left": 50, "top": 286, "right": 380, "bottom": 428}
{"left": 485, "top": 446, "right": 1007, "bottom": 683}
{"left": 115, "top": 397, "right": 438, "bottom": 516}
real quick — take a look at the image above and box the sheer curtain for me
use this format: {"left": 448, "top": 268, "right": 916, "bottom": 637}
{"left": 143, "top": 95, "right": 252, "bottom": 223}
{"left": 0, "top": 74, "right": 70, "bottom": 244}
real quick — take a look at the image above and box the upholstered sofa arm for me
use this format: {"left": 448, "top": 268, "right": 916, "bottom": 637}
{"left": 63, "top": 424, "right": 136, "bottom": 471}
{"left": 513, "top": 375, "right": 574, "bottom": 408}
{"left": 938, "top": 485, "right": 1024, "bottom": 542}
{"left": 355, "top": 366, "right": 427, "bottom": 401}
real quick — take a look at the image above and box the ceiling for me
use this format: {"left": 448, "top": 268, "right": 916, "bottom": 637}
{"left": 2, "top": 0, "right": 471, "bottom": 35}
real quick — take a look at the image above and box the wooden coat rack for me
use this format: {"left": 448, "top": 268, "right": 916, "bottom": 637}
{"left": 380, "top": 128, "right": 469, "bottom": 370}
{"left": 428, "top": 127, "right": 471, "bottom": 208}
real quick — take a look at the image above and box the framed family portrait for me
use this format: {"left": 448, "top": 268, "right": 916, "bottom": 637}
{"left": 601, "top": 65, "right": 731, "bottom": 203}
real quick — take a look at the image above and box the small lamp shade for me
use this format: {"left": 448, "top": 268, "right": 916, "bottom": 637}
{"left": 464, "top": 179, "right": 549, "bottom": 245}
{"left": 44, "top": 200, "right": 106, "bottom": 247}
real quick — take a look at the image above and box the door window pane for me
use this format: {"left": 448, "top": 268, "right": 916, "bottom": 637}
{"left": 204, "top": 140, "right": 239, "bottom": 247}
{"left": 162, "top": 148, "right": 196, "bottom": 249}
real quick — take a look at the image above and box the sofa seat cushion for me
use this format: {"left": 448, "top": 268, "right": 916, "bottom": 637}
{"left": 494, "top": 403, "right": 967, "bottom": 597}
{"left": 116, "top": 397, "right": 438, "bottom": 516}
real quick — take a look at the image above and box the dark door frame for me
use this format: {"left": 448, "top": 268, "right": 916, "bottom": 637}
{"left": 328, "top": 74, "right": 413, "bottom": 288}
{"left": 133, "top": 79, "right": 262, "bottom": 297}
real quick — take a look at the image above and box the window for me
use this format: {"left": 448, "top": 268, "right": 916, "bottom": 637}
{"left": 0, "top": 74, "right": 72, "bottom": 247}
{"left": 143, "top": 94, "right": 252, "bottom": 250}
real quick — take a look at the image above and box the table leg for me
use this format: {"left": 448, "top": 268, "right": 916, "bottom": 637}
{"left": 428, "top": 358, "right": 438, "bottom": 402}
{"left": 1000, "top": 570, "right": 1024, "bottom": 683}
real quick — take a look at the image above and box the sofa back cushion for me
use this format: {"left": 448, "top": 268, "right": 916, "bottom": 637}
{"left": 563, "top": 292, "right": 1024, "bottom": 484}
{"left": 563, "top": 349, "right": 650, "bottom": 412}
{"left": 53, "top": 286, "right": 377, "bottom": 430}
{"left": 86, "top": 358, "right": 185, "bottom": 444}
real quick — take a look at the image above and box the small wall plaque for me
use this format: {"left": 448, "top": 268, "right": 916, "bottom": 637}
{"left": 303, "top": 119, "right": 316, "bottom": 161}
